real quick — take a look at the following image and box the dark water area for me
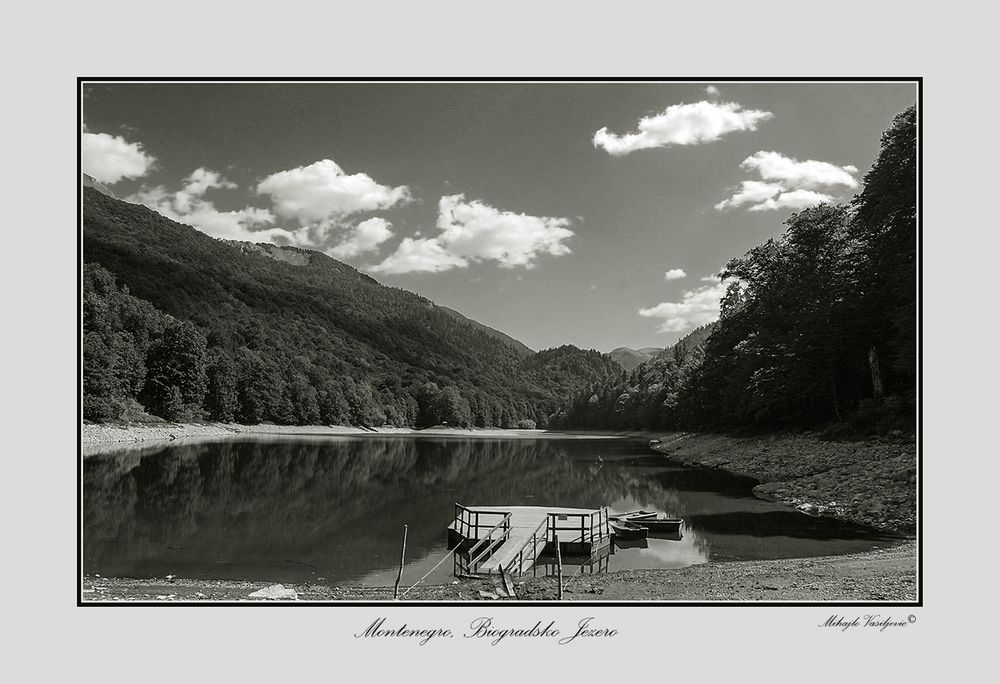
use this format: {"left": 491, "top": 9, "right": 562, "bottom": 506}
{"left": 82, "top": 435, "right": 901, "bottom": 586}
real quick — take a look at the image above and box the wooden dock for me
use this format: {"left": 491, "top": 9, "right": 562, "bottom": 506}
{"left": 448, "top": 504, "right": 611, "bottom": 577}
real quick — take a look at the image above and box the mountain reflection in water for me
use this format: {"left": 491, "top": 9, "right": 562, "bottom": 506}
{"left": 82, "top": 436, "right": 901, "bottom": 585}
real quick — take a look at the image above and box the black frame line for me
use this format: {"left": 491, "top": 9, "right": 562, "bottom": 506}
{"left": 77, "top": 76, "right": 923, "bottom": 608}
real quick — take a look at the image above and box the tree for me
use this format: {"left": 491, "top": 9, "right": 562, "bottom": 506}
{"left": 438, "top": 386, "right": 472, "bottom": 427}
{"left": 141, "top": 320, "right": 209, "bottom": 420}
{"left": 205, "top": 351, "right": 238, "bottom": 422}
{"left": 82, "top": 263, "right": 165, "bottom": 421}
{"left": 851, "top": 105, "right": 917, "bottom": 405}
{"left": 416, "top": 382, "right": 443, "bottom": 427}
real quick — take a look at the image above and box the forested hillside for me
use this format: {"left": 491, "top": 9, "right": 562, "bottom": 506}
{"left": 82, "top": 189, "right": 621, "bottom": 427}
{"left": 552, "top": 106, "right": 917, "bottom": 434}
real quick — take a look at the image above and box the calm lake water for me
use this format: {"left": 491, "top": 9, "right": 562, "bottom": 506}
{"left": 83, "top": 435, "right": 900, "bottom": 585}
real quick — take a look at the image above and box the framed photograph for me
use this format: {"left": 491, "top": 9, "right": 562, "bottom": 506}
{"left": 78, "top": 78, "right": 919, "bottom": 610}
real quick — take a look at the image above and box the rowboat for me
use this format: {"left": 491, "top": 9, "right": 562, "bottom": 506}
{"left": 621, "top": 516, "right": 684, "bottom": 533}
{"left": 609, "top": 519, "right": 648, "bottom": 541}
{"left": 609, "top": 509, "right": 657, "bottom": 521}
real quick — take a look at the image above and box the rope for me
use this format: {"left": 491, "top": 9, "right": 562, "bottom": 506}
{"left": 561, "top": 566, "right": 589, "bottom": 593}
{"left": 398, "top": 546, "right": 459, "bottom": 599}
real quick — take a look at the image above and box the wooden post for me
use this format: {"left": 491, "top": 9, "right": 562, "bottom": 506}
{"left": 555, "top": 533, "right": 563, "bottom": 600}
{"left": 393, "top": 524, "right": 408, "bottom": 600}
{"left": 500, "top": 564, "right": 516, "bottom": 599}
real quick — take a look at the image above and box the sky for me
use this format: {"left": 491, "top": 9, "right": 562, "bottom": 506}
{"left": 81, "top": 81, "right": 916, "bottom": 352}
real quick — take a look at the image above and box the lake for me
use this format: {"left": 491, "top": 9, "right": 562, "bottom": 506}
{"left": 82, "top": 435, "right": 900, "bottom": 586}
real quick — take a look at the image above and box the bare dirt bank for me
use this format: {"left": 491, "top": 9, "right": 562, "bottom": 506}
{"left": 82, "top": 541, "right": 915, "bottom": 602}
{"left": 649, "top": 432, "right": 917, "bottom": 534}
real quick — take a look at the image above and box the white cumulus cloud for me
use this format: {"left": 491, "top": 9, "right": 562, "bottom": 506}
{"left": 593, "top": 100, "right": 773, "bottom": 156}
{"left": 368, "top": 237, "right": 468, "bottom": 274}
{"left": 741, "top": 151, "right": 858, "bottom": 190}
{"left": 639, "top": 278, "right": 732, "bottom": 333}
{"left": 716, "top": 151, "right": 858, "bottom": 212}
{"left": 256, "top": 159, "right": 410, "bottom": 224}
{"left": 82, "top": 131, "right": 156, "bottom": 184}
{"left": 435, "top": 194, "right": 573, "bottom": 268}
{"left": 328, "top": 217, "right": 394, "bottom": 259}
{"left": 664, "top": 268, "right": 687, "bottom": 280}
{"left": 370, "top": 194, "right": 573, "bottom": 274}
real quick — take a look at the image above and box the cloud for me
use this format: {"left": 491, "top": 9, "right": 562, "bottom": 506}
{"left": 368, "top": 237, "right": 468, "bottom": 274}
{"left": 741, "top": 151, "right": 858, "bottom": 190}
{"left": 82, "top": 131, "right": 156, "bottom": 184}
{"left": 747, "top": 189, "right": 836, "bottom": 212}
{"left": 705, "top": 85, "right": 720, "bottom": 97}
{"left": 256, "top": 159, "right": 410, "bottom": 224}
{"left": 181, "top": 167, "right": 236, "bottom": 196}
{"left": 664, "top": 268, "right": 687, "bottom": 281}
{"left": 716, "top": 152, "right": 857, "bottom": 212}
{"left": 593, "top": 100, "right": 772, "bottom": 156}
{"left": 127, "top": 168, "right": 304, "bottom": 245}
{"left": 128, "top": 163, "right": 409, "bottom": 261}
{"left": 639, "top": 278, "right": 732, "bottom": 333}
{"left": 370, "top": 194, "right": 573, "bottom": 274}
{"left": 435, "top": 194, "right": 573, "bottom": 267}
{"left": 327, "top": 217, "right": 394, "bottom": 259}
{"left": 714, "top": 180, "right": 783, "bottom": 210}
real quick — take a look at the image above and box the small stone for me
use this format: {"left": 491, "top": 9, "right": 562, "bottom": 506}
{"left": 248, "top": 584, "right": 298, "bottom": 600}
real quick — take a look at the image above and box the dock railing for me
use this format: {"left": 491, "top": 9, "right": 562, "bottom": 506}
{"left": 546, "top": 508, "right": 610, "bottom": 546}
{"left": 454, "top": 509, "right": 512, "bottom": 575}
{"left": 453, "top": 503, "right": 511, "bottom": 539}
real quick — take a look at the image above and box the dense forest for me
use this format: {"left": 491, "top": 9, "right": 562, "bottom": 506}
{"left": 82, "top": 191, "right": 622, "bottom": 427}
{"left": 551, "top": 106, "right": 917, "bottom": 435}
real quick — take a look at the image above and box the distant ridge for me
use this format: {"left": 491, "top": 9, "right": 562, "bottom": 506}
{"left": 608, "top": 346, "right": 662, "bottom": 371}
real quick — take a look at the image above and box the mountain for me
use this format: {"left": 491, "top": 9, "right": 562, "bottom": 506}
{"left": 81, "top": 172, "right": 117, "bottom": 199}
{"left": 608, "top": 346, "right": 662, "bottom": 371}
{"left": 82, "top": 188, "right": 618, "bottom": 428}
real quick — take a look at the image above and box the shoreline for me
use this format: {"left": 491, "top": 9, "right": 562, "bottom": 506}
{"left": 650, "top": 431, "right": 917, "bottom": 534}
{"left": 82, "top": 540, "right": 916, "bottom": 602}
{"left": 81, "top": 422, "right": 629, "bottom": 456}
{"left": 82, "top": 421, "right": 666, "bottom": 446}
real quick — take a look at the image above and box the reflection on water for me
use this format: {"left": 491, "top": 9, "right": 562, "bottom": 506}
{"left": 83, "top": 436, "right": 900, "bottom": 585}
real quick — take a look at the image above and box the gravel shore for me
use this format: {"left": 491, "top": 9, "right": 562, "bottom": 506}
{"left": 81, "top": 540, "right": 916, "bottom": 602}
{"left": 650, "top": 432, "right": 916, "bottom": 534}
